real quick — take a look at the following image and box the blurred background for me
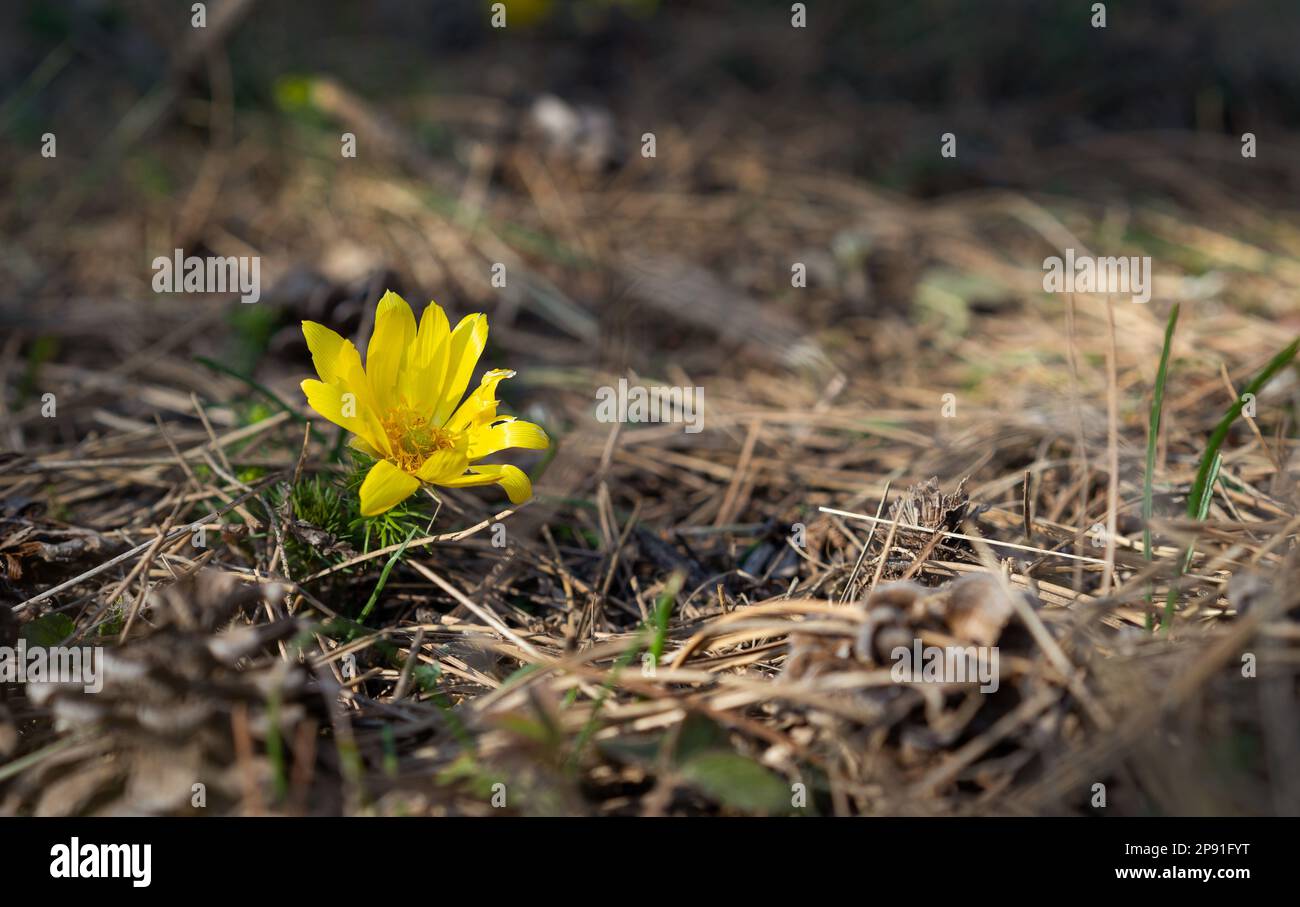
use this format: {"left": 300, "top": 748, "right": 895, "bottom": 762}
{"left": 4, "top": 0, "right": 1300, "bottom": 384}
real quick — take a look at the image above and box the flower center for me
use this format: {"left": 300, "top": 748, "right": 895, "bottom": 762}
{"left": 381, "top": 407, "right": 456, "bottom": 473}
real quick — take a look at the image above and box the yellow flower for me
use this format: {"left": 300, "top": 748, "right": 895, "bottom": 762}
{"left": 300, "top": 291, "right": 549, "bottom": 516}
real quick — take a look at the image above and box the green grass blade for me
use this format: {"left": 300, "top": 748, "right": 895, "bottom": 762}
{"left": 1164, "top": 335, "right": 1300, "bottom": 630}
{"left": 1143, "top": 304, "right": 1179, "bottom": 630}
{"left": 1162, "top": 451, "right": 1221, "bottom": 630}
{"left": 358, "top": 526, "right": 418, "bottom": 623}
{"left": 266, "top": 687, "right": 288, "bottom": 800}
{"left": 649, "top": 571, "right": 685, "bottom": 666}
{"left": 1185, "top": 335, "right": 1300, "bottom": 519}
{"left": 569, "top": 571, "right": 686, "bottom": 769}
{"left": 1143, "top": 303, "right": 1179, "bottom": 562}
{"left": 1183, "top": 450, "right": 1222, "bottom": 570}
{"left": 568, "top": 633, "right": 644, "bottom": 769}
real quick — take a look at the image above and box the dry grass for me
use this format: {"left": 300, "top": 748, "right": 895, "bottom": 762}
{"left": 2, "top": 1, "right": 1300, "bottom": 816}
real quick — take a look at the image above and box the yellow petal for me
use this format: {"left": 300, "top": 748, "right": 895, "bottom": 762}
{"left": 446, "top": 368, "right": 514, "bottom": 433}
{"left": 467, "top": 418, "right": 549, "bottom": 460}
{"left": 302, "top": 321, "right": 352, "bottom": 384}
{"left": 415, "top": 436, "right": 470, "bottom": 483}
{"left": 301, "top": 378, "right": 389, "bottom": 456}
{"left": 336, "top": 345, "right": 385, "bottom": 429}
{"left": 431, "top": 313, "right": 488, "bottom": 426}
{"left": 358, "top": 459, "right": 421, "bottom": 516}
{"left": 436, "top": 464, "right": 532, "bottom": 504}
{"left": 400, "top": 301, "right": 453, "bottom": 416}
{"left": 365, "top": 290, "right": 416, "bottom": 411}
{"left": 413, "top": 301, "right": 451, "bottom": 368}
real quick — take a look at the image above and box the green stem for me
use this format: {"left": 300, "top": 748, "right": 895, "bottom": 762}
{"left": 1143, "top": 304, "right": 1179, "bottom": 629}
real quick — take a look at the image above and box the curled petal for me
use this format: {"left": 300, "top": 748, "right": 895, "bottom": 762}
{"left": 437, "top": 464, "right": 532, "bottom": 505}
{"left": 446, "top": 368, "right": 514, "bottom": 433}
{"left": 467, "top": 418, "right": 549, "bottom": 460}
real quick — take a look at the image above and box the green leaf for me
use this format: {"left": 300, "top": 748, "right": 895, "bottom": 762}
{"left": 670, "top": 712, "right": 731, "bottom": 764}
{"left": 412, "top": 663, "right": 442, "bottom": 693}
{"left": 678, "top": 751, "right": 791, "bottom": 815}
{"left": 596, "top": 734, "right": 664, "bottom": 767}
{"left": 21, "top": 612, "right": 75, "bottom": 647}
{"left": 496, "top": 714, "right": 553, "bottom": 745}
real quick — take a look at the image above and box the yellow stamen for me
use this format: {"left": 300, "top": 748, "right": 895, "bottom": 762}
{"left": 381, "top": 406, "right": 457, "bottom": 473}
